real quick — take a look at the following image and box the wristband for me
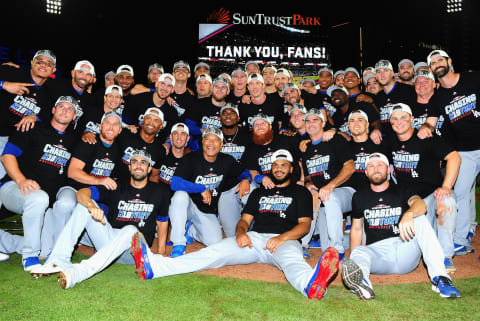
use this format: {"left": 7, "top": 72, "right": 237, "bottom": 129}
{"left": 0, "top": 81, "right": 4, "bottom": 90}
{"left": 150, "top": 88, "right": 155, "bottom": 92}
{"left": 254, "top": 174, "right": 265, "bottom": 184}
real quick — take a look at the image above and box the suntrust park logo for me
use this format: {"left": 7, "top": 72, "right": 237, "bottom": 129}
{"left": 207, "top": 8, "right": 321, "bottom": 26}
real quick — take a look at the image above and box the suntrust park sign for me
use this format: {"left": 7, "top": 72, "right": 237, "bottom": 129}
{"left": 232, "top": 13, "right": 321, "bottom": 26}
{"left": 207, "top": 9, "right": 321, "bottom": 26}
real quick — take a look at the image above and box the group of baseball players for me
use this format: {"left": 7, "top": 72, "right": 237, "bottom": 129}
{"left": 0, "top": 47, "right": 478, "bottom": 301}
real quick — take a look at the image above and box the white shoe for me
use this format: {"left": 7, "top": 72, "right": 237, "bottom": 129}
{"left": 0, "top": 252, "right": 9, "bottom": 262}
{"left": 30, "top": 263, "right": 63, "bottom": 278}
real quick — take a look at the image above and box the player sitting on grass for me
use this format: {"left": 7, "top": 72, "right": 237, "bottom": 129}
{"left": 341, "top": 153, "right": 460, "bottom": 300}
{"left": 131, "top": 149, "right": 340, "bottom": 300}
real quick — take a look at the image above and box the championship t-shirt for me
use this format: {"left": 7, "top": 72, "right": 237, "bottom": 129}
{"left": 1, "top": 122, "right": 76, "bottom": 201}
{"left": 171, "top": 89, "right": 195, "bottom": 120}
{"left": 427, "top": 71, "right": 480, "bottom": 151}
{"left": 243, "top": 183, "right": 313, "bottom": 235}
{"left": 352, "top": 184, "right": 414, "bottom": 245}
{"left": 238, "top": 94, "right": 282, "bottom": 130}
{"left": 241, "top": 135, "right": 301, "bottom": 176}
{"left": 174, "top": 151, "right": 246, "bottom": 214}
{"left": 374, "top": 82, "right": 416, "bottom": 137}
{"left": 219, "top": 127, "right": 252, "bottom": 191}
{"left": 348, "top": 138, "right": 390, "bottom": 191}
{"left": 0, "top": 66, "right": 54, "bottom": 136}
{"left": 158, "top": 152, "right": 184, "bottom": 190}
{"left": 67, "top": 139, "right": 121, "bottom": 190}
{"left": 332, "top": 101, "right": 380, "bottom": 135}
{"left": 388, "top": 129, "right": 454, "bottom": 198}
{"left": 301, "top": 134, "right": 353, "bottom": 188}
{"left": 127, "top": 92, "right": 179, "bottom": 134}
{"left": 90, "top": 181, "right": 170, "bottom": 245}
{"left": 116, "top": 131, "right": 165, "bottom": 183}
{"left": 81, "top": 104, "right": 123, "bottom": 135}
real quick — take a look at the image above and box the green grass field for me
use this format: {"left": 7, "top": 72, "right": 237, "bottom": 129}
{"left": 0, "top": 252, "right": 479, "bottom": 321}
{"left": 0, "top": 195, "right": 479, "bottom": 320}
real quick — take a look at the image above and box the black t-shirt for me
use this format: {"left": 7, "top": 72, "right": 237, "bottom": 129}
{"left": 226, "top": 91, "right": 246, "bottom": 106}
{"left": 186, "top": 99, "right": 223, "bottom": 131}
{"left": 116, "top": 131, "right": 165, "bottom": 183}
{"left": 67, "top": 139, "right": 121, "bottom": 190}
{"left": 1, "top": 122, "right": 76, "bottom": 201}
{"left": 301, "top": 134, "right": 353, "bottom": 188}
{"left": 126, "top": 92, "right": 179, "bottom": 134}
{"left": 0, "top": 66, "right": 54, "bottom": 136}
{"left": 81, "top": 104, "right": 123, "bottom": 135}
{"left": 90, "top": 181, "right": 170, "bottom": 246}
{"left": 374, "top": 82, "right": 417, "bottom": 137}
{"left": 388, "top": 130, "right": 454, "bottom": 198}
{"left": 427, "top": 71, "right": 480, "bottom": 151}
{"left": 42, "top": 78, "right": 93, "bottom": 136}
{"left": 241, "top": 135, "right": 300, "bottom": 175}
{"left": 332, "top": 101, "right": 380, "bottom": 135}
{"left": 174, "top": 151, "right": 246, "bottom": 214}
{"left": 244, "top": 183, "right": 313, "bottom": 235}
{"left": 238, "top": 94, "right": 282, "bottom": 130}
{"left": 352, "top": 184, "right": 414, "bottom": 245}
{"left": 301, "top": 90, "right": 333, "bottom": 113}
{"left": 158, "top": 152, "right": 184, "bottom": 190}
{"left": 171, "top": 89, "right": 195, "bottom": 120}
{"left": 411, "top": 100, "right": 451, "bottom": 139}
{"left": 348, "top": 138, "right": 390, "bottom": 191}
{"left": 219, "top": 127, "right": 252, "bottom": 191}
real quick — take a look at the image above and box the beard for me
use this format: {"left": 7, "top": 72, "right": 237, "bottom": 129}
{"left": 433, "top": 65, "right": 449, "bottom": 78}
{"left": 270, "top": 171, "right": 292, "bottom": 185}
{"left": 222, "top": 123, "right": 237, "bottom": 130}
{"left": 369, "top": 173, "right": 388, "bottom": 186}
{"left": 252, "top": 128, "right": 274, "bottom": 145}
{"left": 131, "top": 171, "right": 148, "bottom": 182}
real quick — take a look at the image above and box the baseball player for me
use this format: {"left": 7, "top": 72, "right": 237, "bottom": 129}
{"left": 389, "top": 103, "right": 461, "bottom": 272}
{"left": 131, "top": 149, "right": 340, "bottom": 300}
{"left": 216, "top": 104, "right": 254, "bottom": 238}
{"left": 341, "top": 153, "right": 460, "bottom": 299}
{"left": 30, "top": 150, "right": 171, "bottom": 285}
{"left": 301, "top": 108, "right": 355, "bottom": 259}
{"left": 0, "top": 96, "right": 79, "bottom": 271}
{"left": 418, "top": 49, "right": 480, "bottom": 256}
{"left": 40, "top": 111, "right": 123, "bottom": 257}
{"left": 168, "top": 127, "right": 251, "bottom": 257}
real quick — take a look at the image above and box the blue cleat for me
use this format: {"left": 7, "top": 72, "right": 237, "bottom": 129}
{"left": 454, "top": 243, "right": 474, "bottom": 256}
{"left": 444, "top": 257, "right": 456, "bottom": 273}
{"left": 22, "top": 256, "right": 41, "bottom": 271}
{"left": 308, "top": 235, "right": 321, "bottom": 248}
{"left": 170, "top": 245, "right": 186, "bottom": 258}
{"left": 432, "top": 276, "right": 460, "bottom": 298}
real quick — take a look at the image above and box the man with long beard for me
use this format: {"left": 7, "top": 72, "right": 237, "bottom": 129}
{"left": 131, "top": 149, "right": 340, "bottom": 301}
{"left": 241, "top": 114, "right": 301, "bottom": 191}
{"left": 418, "top": 50, "right": 480, "bottom": 256}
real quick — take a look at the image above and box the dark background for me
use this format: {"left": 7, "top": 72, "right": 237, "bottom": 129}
{"left": 1, "top": 0, "right": 477, "bottom": 84}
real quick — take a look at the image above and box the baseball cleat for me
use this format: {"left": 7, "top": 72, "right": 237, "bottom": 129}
{"left": 22, "top": 257, "right": 42, "bottom": 272}
{"left": 0, "top": 252, "right": 9, "bottom": 262}
{"left": 30, "top": 263, "right": 63, "bottom": 278}
{"left": 344, "top": 223, "right": 351, "bottom": 235}
{"left": 454, "top": 243, "right": 474, "bottom": 256}
{"left": 432, "top": 276, "right": 460, "bottom": 298}
{"left": 131, "top": 232, "right": 154, "bottom": 280}
{"left": 444, "top": 257, "right": 456, "bottom": 274}
{"left": 341, "top": 259, "right": 375, "bottom": 300}
{"left": 308, "top": 235, "right": 321, "bottom": 249}
{"left": 170, "top": 245, "right": 186, "bottom": 258}
{"left": 58, "top": 270, "right": 73, "bottom": 289}
{"left": 305, "top": 247, "right": 339, "bottom": 300}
